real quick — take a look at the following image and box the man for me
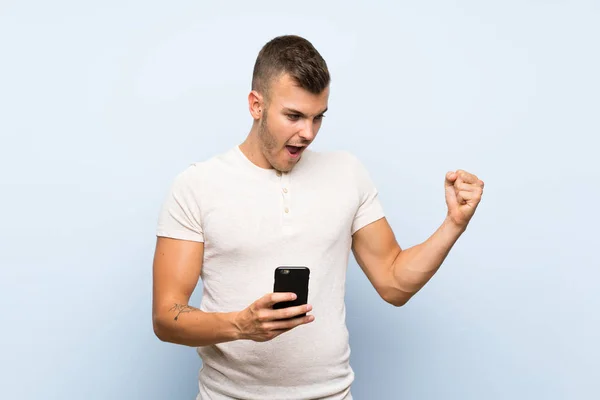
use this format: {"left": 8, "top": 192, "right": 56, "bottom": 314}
{"left": 152, "top": 35, "right": 484, "bottom": 400}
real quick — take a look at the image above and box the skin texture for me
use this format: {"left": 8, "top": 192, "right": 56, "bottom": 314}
{"left": 351, "top": 170, "right": 484, "bottom": 306}
{"left": 152, "top": 73, "right": 329, "bottom": 346}
{"left": 239, "top": 73, "right": 329, "bottom": 173}
{"left": 152, "top": 72, "right": 485, "bottom": 347}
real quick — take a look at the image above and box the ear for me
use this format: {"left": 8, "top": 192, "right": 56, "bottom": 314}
{"left": 248, "top": 90, "right": 264, "bottom": 120}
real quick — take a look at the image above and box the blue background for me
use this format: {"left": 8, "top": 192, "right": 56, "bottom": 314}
{"left": 1, "top": 1, "right": 599, "bottom": 399}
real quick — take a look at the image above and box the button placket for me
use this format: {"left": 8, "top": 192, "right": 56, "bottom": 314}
{"left": 280, "top": 172, "right": 292, "bottom": 228}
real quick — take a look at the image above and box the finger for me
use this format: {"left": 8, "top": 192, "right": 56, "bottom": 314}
{"left": 257, "top": 328, "right": 291, "bottom": 342}
{"left": 257, "top": 292, "right": 297, "bottom": 309}
{"left": 456, "top": 170, "right": 479, "bottom": 184}
{"left": 264, "top": 327, "right": 297, "bottom": 341}
{"left": 264, "top": 315, "right": 315, "bottom": 331}
{"left": 269, "top": 328, "right": 292, "bottom": 339}
{"left": 457, "top": 190, "right": 481, "bottom": 203}
{"left": 445, "top": 173, "right": 459, "bottom": 209}
{"left": 454, "top": 180, "right": 481, "bottom": 192}
{"left": 270, "top": 304, "right": 312, "bottom": 321}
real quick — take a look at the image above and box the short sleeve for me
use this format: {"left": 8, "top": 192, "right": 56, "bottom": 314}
{"left": 350, "top": 155, "right": 385, "bottom": 235}
{"left": 156, "top": 165, "right": 204, "bottom": 242}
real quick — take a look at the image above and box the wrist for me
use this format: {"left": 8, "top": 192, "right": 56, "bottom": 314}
{"left": 443, "top": 215, "right": 468, "bottom": 236}
{"left": 227, "top": 311, "right": 245, "bottom": 341}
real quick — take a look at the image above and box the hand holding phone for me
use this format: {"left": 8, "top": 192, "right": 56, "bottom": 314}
{"left": 234, "top": 291, "right": 314, "bottom": 343}
{"left": 233, "top": 266, "right": 312, "bottom": 342}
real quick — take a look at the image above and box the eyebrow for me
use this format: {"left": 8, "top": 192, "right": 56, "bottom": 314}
{"left": 282, "top": 107, "right": 328, "bottom": 117}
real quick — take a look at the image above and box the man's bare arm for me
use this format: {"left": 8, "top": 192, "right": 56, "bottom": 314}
{"left": 152, "top": 237, "right": 240, "bottom": 346}
{"left": 352, "top": 169, "right": 484, "bottom": 306}
{"left": 352, "top": 217, "right": 465, "bottom": 306}
{"left": 152, "top": 237, "right": 314, "bottom": 346}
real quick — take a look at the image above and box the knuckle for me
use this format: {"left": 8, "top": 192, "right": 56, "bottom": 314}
{"left": 284, "top": 308, "right": 298, "bottom": 318}
{"left": 260, "top": 321, "right": 271, "bottom": 331}
{"left": 276, "top": 311, "right": 289, "bottom": 321}
{"left": 256, "top": 311, "right": 269, "bottom": 322}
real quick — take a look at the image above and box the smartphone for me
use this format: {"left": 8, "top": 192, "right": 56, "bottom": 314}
{"left": 273, "top": 266, "right": 310, "bottom": 317}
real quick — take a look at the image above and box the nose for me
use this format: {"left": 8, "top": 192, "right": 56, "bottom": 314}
{"left": 298, "top": 121, "right": 316, "bottom": 141}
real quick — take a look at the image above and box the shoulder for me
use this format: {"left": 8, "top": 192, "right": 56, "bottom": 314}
{"left": 172, "top": 147, "right": 237, "bottom": 185}
{"left": 164, "top": 151, "right": 235, "bottom": 205}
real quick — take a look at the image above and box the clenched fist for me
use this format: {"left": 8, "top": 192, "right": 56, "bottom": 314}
{"left": 233, "top": 292, "right": 314, "bottom": 342}
{"left": 445, "top": 169, "right": 484, "bottom": 229}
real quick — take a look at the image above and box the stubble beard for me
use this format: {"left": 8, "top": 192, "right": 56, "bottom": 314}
{"left": 258, "top": 111, "right": 292, "bottom": 173}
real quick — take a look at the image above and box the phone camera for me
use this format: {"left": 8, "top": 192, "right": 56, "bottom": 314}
{"left": 281, "top": 269, "right": 290, "bottom": 274}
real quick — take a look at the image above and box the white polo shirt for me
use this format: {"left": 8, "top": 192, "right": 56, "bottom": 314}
{"left": 156, "top": 145, "right": 385, "bottom": 400}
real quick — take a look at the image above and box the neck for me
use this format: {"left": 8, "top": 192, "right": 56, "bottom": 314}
{"left": 239, "top": 124, "right": 273, "bottom": 170}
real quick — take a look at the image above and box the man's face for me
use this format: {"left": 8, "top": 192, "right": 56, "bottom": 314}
{"left": 257, "top": 74, "right": 329, "bottom": 172}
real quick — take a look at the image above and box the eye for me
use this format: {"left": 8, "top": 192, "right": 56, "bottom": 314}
{"left": 287, "top": 114, "right": 300, "bottom": 121}
{"left": 314, "top": 114, "right": 325, "bottom": 121}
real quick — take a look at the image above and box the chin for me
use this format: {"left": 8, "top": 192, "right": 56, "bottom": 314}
{"left": 268, "top": 151, "right": 298, "bottom": 173}
{"left": 274, "top": 162, "right": 294, "bottom": 173}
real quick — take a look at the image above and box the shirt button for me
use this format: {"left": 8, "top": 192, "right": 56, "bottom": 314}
{"left": 284, "top": 207, "right": 289, "bottom": 213}
{"left": 282, "top": 188, "right": 288, "bottom": 193}
{"left": 276, "top": 171, "right": 282, "bottom": 177}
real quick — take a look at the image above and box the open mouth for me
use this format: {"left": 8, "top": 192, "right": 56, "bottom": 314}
{"left": 285, "top": 145, "right": 304, "bottom": 158}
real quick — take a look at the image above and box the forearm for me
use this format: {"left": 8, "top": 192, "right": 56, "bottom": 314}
{"left": 153, "top": 303, "right": 241, "bottom": 347}
{"left": 389, "top": 216, "right": 466, "bottom": 305}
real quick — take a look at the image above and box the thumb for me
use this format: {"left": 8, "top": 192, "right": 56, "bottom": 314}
{"left": 445, "top": 171, "right": 457, "bottom": 187}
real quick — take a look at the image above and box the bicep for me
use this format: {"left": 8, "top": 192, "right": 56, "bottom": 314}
{"left": 152, "top": 236, "right": 204, "bottom": 315}
{"left": 351, "top": 218, "right": 402, "bottom": 294}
